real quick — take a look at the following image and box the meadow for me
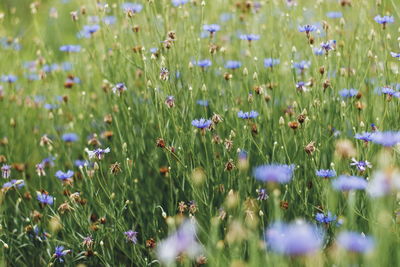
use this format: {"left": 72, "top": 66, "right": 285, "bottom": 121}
{"left": 0, "top": 0, "right": 399, "bottom": 266}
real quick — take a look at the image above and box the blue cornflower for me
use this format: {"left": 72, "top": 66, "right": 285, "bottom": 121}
{"left": 339, "top": 88, "right": 358, "bottom": 98}
{"left": 1, "top": 74, "right": 17, "bottom": 83}
{"left": 2, "top": 179, "right": 25, "bottom": 190}
{"left": 320, "top": 40, "right": 336, "bottom": 53}
{"left": 337, "top": 232, "right": 374, "bottom": 253}
{"left": 298, "top": 24, "right": 317, "bottom": 35}
{"left": 253, "top": 164, "right": 295, "bottom": 184}
{"left": 326, "top": 12, "right": 342, "bottom": 18}
{"left": 354, "top": 132, "right": 374, "bottom": 142}
{"left": 103, "top": 16, "right": 117, "bottom": 25}
{"left": 112, "top": 82, "right": 127, "bottom": 95}
{"left": 62, "top": 133, "right": 79, "bottom": 142}
{"left": 315, "top": 212, "right": 337, "bottom": 224}
{"left": 196, "top": 100, "right": 209, "bottom": 106}
{"left": 195, "top": 59, "right": 212, "bottom": 68}
{"left": 390, "top": 52, "right": 400, "bottom": 59}
{"left": 203, "top": 24, "right": 221, "bottom": 34}
{"left": 78, "top": 24, "right": 100, "bottom": 38}
{"left": 313, "top": 48, "right": 324, "bottom": 56}
{"left": 124, "top": 230, "right": 138, "bottom": 244}
{"left": 37, "top": 192, "right": 54, "bottom": 205}
{"left": 122, "top": 3, "right": 143, "bottom": 13}
{"left": 191, "top": 118, "right": 212, "bottom": 129}
{"left": 265, "top": 221, "right": 323, "bottom": 255}
{"left": 59, "top": 45, "right": 81, "bottom": 53}
{"left": 237, "top": 110, "right": 259, "bottom": 119}
{"left": 75, "top": 160, "right": 90, "bottom": 167}
{"left": 1, "top": 164, "right": 11, "bottom": 179}
{"left": 257, "top": 188, "right": 269, "bottom": 200}
{"left": 86, "top": 147, "right": 111, "bottom": 160}
{"left": 293, "top": 61, "right": 310, "bottom": 71}
{"left": 332, "top": 175, "right": 368, "bottom": 191}
{"left": 374, "top": 15, "right": 394, "bottom": 28}
{"left": 55, "top": 170, "right": 74, "bottom": 181}
{"left": 350, "top": 158, "right": 372, "bottom": 172}
{"left": 53, "top": 246, "right": 71, "bottom": 263}
{"left": 239, "top": 34, "right": 260, "bottom": 41}
{"left": 224, "top": 60, "right": 242, "bottom": 69}
{"left": 315, "top": 169, "right": 336, "bottom": 178}
{"left": 172, "top": 0, "right": 188, "bottom": 7}
{"left": 370, "top": 131, "right": 400, "bottom": 146}
{"left": 264, "top": 58, "right": 280, "bottom": 68}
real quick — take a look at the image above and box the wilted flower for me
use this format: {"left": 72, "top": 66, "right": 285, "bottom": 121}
{"left": 332, "top": 175, "right": 367, "bottom": 191}
{"left": 337, "top": 232, "right": 374, "bottom": 253}
{"left": 265, "top": 221, "right": 323, "bottom": 255}
{"left": 253, "top": 164, "right": 295, "bottom": 184}
{"left": 157, "top": 220, "right": 202, "bottom": 264}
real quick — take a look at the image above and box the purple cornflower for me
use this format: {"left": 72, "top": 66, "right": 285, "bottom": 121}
{"left": 264, "top": 58, "right": 280, "bottom": 68}
{"left": 374, "top": 15, "right": 394, "bottom": 28}
{"left": 2, "top": 179, "right": 25, "bottom": 190}
{"left": 337, "top": 232, "right": 374, "bottom": 253}
{"left": 265, "top": 221, "right": 323, "bottom": 255}
{"left": 124, "top": 230, "right": 138, "bottom": 244}
{"left": 253, "top": 164, "right": 295, "bottom": 184}
{"left": 257, "top": 188, "right": 269, "bottom": 200}
{"left": 315, "top": 212, "right": 337, "bottom": 224}
{"left": 298, "top": 24, "right": 317, "bottom": 36}
{"left": 296, "top": 81, "right": 309, "bottom": 92}
{"left": 55, "top": 170, "right": 74, "bottom": 181}
{"left": 191, "top": 118, "right": 212, "bottom": 129}
{"left": 203, "top": 24, "right": 221, "bottom": 34}
{"left": 224, "top": 60, "right": 242, "bottom": 69}
{"left": 315, "top": 169, "right": 336, "bottom": 178}
{"left": 195, "top": 59, "right": 212, "bottom": 68}
{"left": 350, "top": 158, "right": 372, "bottom": 172}
{"left": 172, "top": 0, "right": 189, "bottom": 7}
{"left": 37, "top": 192, "right": 54, "bottom": 205}
{"left": 59, "top": 45, "right": 81, "bottom": 53}
{"left": 62, "top": 133, "right": 79, "bottom": 142}
{"left": 354, "top": 132, "right": 374, "bottom": 143}
{"left": 332, "top": 175, "right": 368, "bottom": 191}
{"left": 122, "top": 3, "right": 143, "bottom": 13}
{"left": 379, "top": 86, "right": 398, "bottom": 97}
{"left": 112, "top": 82, "right": 127, "bottom": 95}
{"left": 1, "top": 74, "right": 17, "bottom": 83}
{"left": 239, "top": 34, "right": 260, "bottom": 42}
{"left": 86, "top": 147, "right": 111, "bottom": 160}
{"left": 1, "top": 164, "right": 11, "bottom": 179}
{"left": 157, "top": 220, "right": 202, "bottom": 264}
{"left": 237, "top": 110, "right": 259, "bottom": 119}
{"left": 370, "top": 131, "right": 400, "bottom": 146}
{"left": 196, "top": 100, "right": 209, "bottom": 106}
{"left": 53, "top": 246, "right": 71, "bottom": 263}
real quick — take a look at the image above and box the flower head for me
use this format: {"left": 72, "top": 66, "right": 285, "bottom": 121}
{"left": 54, "top": 246, "right": 71, "bottom": 263}
{"left": 2, "top": 179, "right": 25, "bottom": 191}
{"left": 332, "top": 175, "right": 368, "bottom": 191}
{"left": 124, "top": 230, "right": 138, "bottom": 244}
{"left": 354, "top": 132, "right": 374, "bottom": 142}
{"left": 315, "top": 169, "right": 336, "bottom": 178}
{"left": 239, "top": 34, "right": 260, "bottom": 41}
{"left": 315, "top": 212, "right": 337, "bottom": 224}
{"left": 203, "top": 24, "right": 221, "bottom": 34}
{"left": 62, "top": 133, "right": 79, "bottom": 142}
{"left": 339, "top": 88, "right": 358, "bottom": 98}
{"left": 264, "top": 58, "right": 280, "bottom": 68}
{"left": 370, "top": 131, "right": 400, "bottom": 147}
{"left": 86, "top": 147, "right": 111, "bottom": 160}
{"left": 191, "top": 118, "right": 212, "bottom": 129}
{"left": 237, "top": 110, "right": 259, "bottom": 119}
{"left": 55, "top": 170, "right": 74, "bottom": 181}
{"left": 224, "top": 60, "right": 242, "bottom": 69}
{"left": 195, "top": 59, "right": 212, "bottom": 68}
{"left": 1, "top": 74, "right": 17, "bottom": 83}
{"left": 1, "top": 164, "right": 11, "bottom": 179}
{"left": 37, "top": 192, "right": 54, "bottom": 205}
{"left": 265, "top": 221, "right": 323, "bottom": 255}
{"left": 374, "top": 15, "right": 394, "bottom": 26}
{"left": 59, "top": 45, "right": 81, "bottom": 53}
{"left": 298, "top": 24, "right": 317, "bottom": 34}
{"left": 253, "top": 164, "right": 295, "bottom": 184}
{"left": 112, "top": 82, "right": 127, "bottom": 95}
{"left": 122, "top": 2, "right": 143, "bottom": 13}
{"left": 337, "top": 232, "right": 374, "bottom": 253}
{"left": 350, "top": 158, "right": 372, "bottom": 172}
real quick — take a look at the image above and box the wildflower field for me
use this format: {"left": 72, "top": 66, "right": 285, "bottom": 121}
{"left": 1, "top": 0, "right": 400, "bottom": 266}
